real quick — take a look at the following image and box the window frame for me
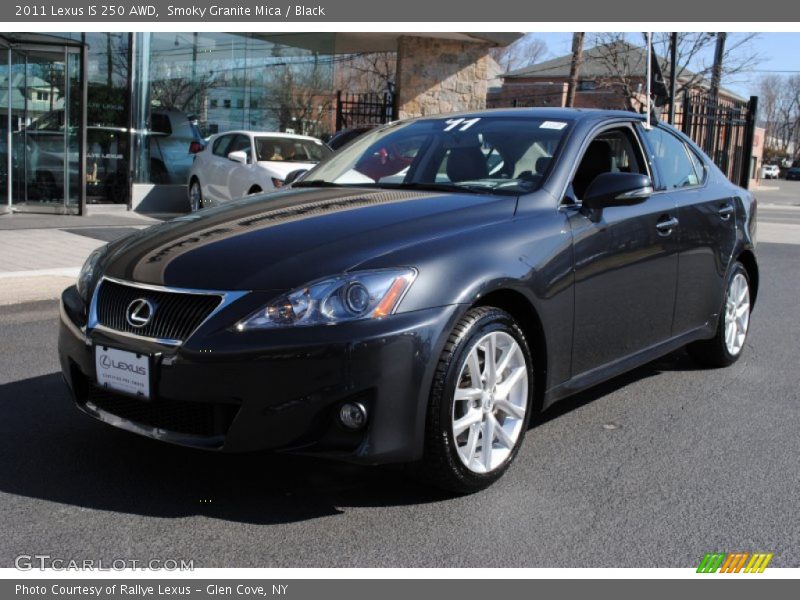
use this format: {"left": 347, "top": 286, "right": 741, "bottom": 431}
{"left": 211, "top": 134, "right": 234, "bottom": 157}
{"left": 560, "top": 120, "right": 652, "bottom": 207}
{"left": 226, "top": 134, "right": 254, "bottom": 162}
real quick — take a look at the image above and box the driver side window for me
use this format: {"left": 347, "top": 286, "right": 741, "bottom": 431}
{"left": 572, "top": 127, "right": 647, "bottom": 201}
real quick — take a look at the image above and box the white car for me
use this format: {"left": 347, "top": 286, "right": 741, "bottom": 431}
{"left": 762, "top": 164, "right": 780, "bottom": 180}
{"left": 187, "top": 130, "right": 331, "bottom": 210}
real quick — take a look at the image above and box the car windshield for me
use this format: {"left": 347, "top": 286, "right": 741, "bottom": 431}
{"left": 255, "top": 136, "right": 331, "bottom": 163}
{"left": 296, "top": 116, "right": 572, "bottom": 195}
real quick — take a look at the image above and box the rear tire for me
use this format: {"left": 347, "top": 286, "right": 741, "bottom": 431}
{"left": 688, "top": 262, "right": 752, "bottom": 368}
{"left": 416, "top": 307, "right": 534, "bottom": 494}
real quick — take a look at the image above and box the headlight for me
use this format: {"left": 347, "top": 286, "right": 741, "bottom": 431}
{"left": 235, "top": 268, "right": 417, "bottom": 330}
{"left": 76, "top": 246, "right": 106, "bottom": 302}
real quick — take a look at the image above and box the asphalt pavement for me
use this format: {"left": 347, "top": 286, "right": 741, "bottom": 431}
{"left": 0, "top": 240, "right": 798, "bottom": 568}
{"left": 0, "top": 183, "right": 798, "bottom": 568}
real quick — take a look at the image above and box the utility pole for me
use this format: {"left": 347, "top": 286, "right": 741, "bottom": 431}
{"left": 706, "top": 32, "right": 727, "bottom": 152}
{"left": 709, "top": 32, "right": 726, "bottom": 104}
{"left": 565, "top": 32, "right": 585, "bottom": 108}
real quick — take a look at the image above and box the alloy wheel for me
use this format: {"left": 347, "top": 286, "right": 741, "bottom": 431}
{"left": 724, "top": 272, "right": 750, "bottom": 356}
{"left": 451, "top": 331, "right": 529, "bottom": 473}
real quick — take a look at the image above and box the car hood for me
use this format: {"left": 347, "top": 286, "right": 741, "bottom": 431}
{"left": 255, "top": 160, "right": 318, "bottom": 179}
{"left": 102, "top": 187, "right": 517, "bottom": 291}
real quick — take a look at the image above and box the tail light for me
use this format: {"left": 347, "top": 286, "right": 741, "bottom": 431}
{"left": 271, "top": 178, "right": 284, "bottom": 188}
{"left": 189, "top": 141, "right": 204, "bottom": 154}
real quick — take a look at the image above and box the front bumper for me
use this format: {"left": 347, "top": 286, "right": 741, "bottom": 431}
{"left": 58, "top": 285, "right": 460, "bottom": 463}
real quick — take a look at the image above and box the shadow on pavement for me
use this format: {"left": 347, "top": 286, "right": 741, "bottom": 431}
{"left": 0, "top": 373, "right": 448, "bottom": 525}
{"left": 0, "top": 349, "right": 703, "bottom": 525}
{"left": 534, "top": 348, "right": 704, "bottom": 426}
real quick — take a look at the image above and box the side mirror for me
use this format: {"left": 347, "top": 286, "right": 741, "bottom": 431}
{"left": 284, "top": 169, "right": 308, "bottom": 185}
{"left": 582, "top": 172, "right": 653, "bottom": 209}
{"left": 227, "top": 150, "right": 248, "bottom": 165}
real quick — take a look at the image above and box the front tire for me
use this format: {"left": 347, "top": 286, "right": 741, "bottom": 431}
{"left": 188, "top": 179, "right": 203, "bottom": 212}
{"left": 688, "top": 262, "right": 752, "bottom": 367}
{"left": 417, "top": 307, "right": 534, "bottom": 494}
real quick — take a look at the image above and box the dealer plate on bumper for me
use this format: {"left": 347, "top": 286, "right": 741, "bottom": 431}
{"left": 95, "top": 346, "right": 151, "bottom": 399}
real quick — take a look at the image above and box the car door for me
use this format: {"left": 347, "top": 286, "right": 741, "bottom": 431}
{"left": 205, "top": 134, "right": 234, "bottom": 203}
{"left": 566, "top": 124, "right": 679, "bottom": 376}
{"left": 639, "top": 125, "right": 737, "bottom": 336}
{"left": 222, "top": 134, "right": 256, "bottom": 200}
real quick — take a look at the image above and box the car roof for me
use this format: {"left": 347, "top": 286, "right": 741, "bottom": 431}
{"left": 404, "top": 107, "right": 648, "bottom": 123}
{"left": 217, "top": 130, "right": 323, "bottom": 142}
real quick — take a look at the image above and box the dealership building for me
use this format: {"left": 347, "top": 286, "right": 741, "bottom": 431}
{"left": 0, "top": 32, "right": 517, "bottom": 216}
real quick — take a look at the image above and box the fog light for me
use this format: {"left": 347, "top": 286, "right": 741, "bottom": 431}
{"left": 339, "top": 402, "right": 367, "bottom": 430}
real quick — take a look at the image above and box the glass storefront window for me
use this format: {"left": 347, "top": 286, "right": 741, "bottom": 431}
{"left": 2, "top": 32, "right": 341, "bottom": 213}
{"left": 132, "top": 33, "right": 336, "bottom": 186}
{"left": 59, "top": 32, "right": 130, "bottom": 205}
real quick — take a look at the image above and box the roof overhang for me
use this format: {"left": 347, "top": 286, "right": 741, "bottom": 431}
{"left": 250, "top": 32, "right": 522, "bottom": 54}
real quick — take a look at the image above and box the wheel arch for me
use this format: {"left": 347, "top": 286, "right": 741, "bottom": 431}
{"left": 471, "top": 288, "right": 548, "bottom": 413}
{"left": 736, "top": 249, "right": 759, "bottom": 307}
{"left": 188, "top": 174, "right": 201, "bottom": 192}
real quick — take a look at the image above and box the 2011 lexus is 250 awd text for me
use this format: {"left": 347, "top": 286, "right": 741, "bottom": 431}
{"left": 58, "top": 108, "right": 758, "bottom": 493}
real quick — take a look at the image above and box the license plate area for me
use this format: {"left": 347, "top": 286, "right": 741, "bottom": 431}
{"left": 94, "top": 345, "right": 151, "bottom": 399}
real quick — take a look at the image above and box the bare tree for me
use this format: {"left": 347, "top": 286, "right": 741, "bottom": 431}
{"left": 262, "top": 62, "right": 335, "bottom": 137}
{"left": 336, "top": 52, "right": 396, "bottom": 95}
{"left": 490, "top": 35, "right": 548, "bottom": 73}
{"left": 150, "top": 70, "right": 220, "bottom": 114}
{"left": 759, "top": 74, "right": 784, "bottom": 161}
{"left": 760, "top": 74, "right": 800, "bottom": 164}
{"left": 590, "top": 32, "right": 762, "bottom": 111}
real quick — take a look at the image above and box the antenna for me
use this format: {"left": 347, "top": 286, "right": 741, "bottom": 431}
{"left": 644, "top": 32, "right": 652, "bottom": 130}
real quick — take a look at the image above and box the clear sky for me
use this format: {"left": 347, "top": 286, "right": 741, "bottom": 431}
{"left": 517, "top": 32, "right": 800, "bottom": 98}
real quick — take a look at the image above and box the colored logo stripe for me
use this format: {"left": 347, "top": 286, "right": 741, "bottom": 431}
{"left": 697, "top": 553, "right": 726, "bottom": 573}
{"left": 697, "top": 552, "right": 773, "bottom": 573}
{"left": 744, "top": 553, "right": 773, "bottom": 573}
{"left": 720, "top": 553, "right": 749, "bottom": 573}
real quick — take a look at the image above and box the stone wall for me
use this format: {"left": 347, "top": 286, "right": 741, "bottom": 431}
{"left": 395, "top": 36, "right": 492, "bottom": 119}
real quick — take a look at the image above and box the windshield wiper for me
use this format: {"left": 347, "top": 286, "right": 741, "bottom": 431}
{"left": 292, "top": 179, "right": 347, "bottom": 188}
{"left": 371, "top": 182, "right": 507, "bottom": 195}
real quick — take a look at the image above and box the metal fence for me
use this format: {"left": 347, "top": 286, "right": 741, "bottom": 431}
{"left": 335, "top": 91, "right": 396, "bottom": 131}
{"left": 672, "top": 94, "right": 758, "bottom": 189}
{"left": 487, "top": 91, "right": 759, "bottom": 189}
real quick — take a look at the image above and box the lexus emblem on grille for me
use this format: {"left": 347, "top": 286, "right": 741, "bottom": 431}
{"left": 126, "top": 298, "right": 155, "bottom": 328}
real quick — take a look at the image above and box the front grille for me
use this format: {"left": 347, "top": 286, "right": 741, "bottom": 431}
{"left": 96, "top": 279, "right": 222, "bottom": 342}
{"left": 86, "top": 386, "right": 238, "bottom": 438}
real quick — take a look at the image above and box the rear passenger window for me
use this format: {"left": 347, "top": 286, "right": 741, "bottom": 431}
{"left": 150, "top": 113, "right": 172, "bottom": 135}
{"left": 642, "top": 127, "right": 702, "bottom": 189}
{"left": 687, "top": 146, "right": 708, "bottom": 185}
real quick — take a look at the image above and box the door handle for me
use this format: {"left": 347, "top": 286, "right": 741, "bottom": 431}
{"left": 718, "top": 204, "right": 734, "bottom": 220}
{"left": 656, "top": 217, "right": 679, "bottom": 234}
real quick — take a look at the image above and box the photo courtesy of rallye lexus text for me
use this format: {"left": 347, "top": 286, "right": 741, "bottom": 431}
{"left": 58, "top": 107, "right": 758, "bottom": 494}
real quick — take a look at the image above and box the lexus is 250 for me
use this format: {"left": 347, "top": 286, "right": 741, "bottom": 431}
{"left": 59, "top": 108, "right": 758, "bottom": 493}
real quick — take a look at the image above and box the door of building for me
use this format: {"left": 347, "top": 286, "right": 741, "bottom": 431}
{"left": 1, "top": 38, "right": 85, "bottom": 214}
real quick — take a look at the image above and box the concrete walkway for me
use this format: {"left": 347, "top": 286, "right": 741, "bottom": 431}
{"left": 0, "top": 212, "right": 166, "bottom": 306}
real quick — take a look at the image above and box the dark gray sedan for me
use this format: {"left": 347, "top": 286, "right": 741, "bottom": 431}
{"left": 59, "top": 108, "right": 757, "bottom": 493}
